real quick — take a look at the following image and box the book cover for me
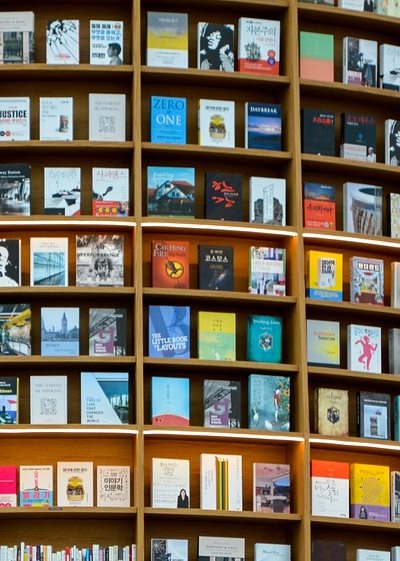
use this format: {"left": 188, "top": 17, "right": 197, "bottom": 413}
{"left": 205, "top": 172, "right": 242, "bottom": 221}
{"left": 0, "top": 304, "right": 31, "bottom": 356}
{"left": 39, "top": 97, "right": 73, "bottom": 141}
{"left": 97, "top": 465, "right": 130, "bottom": 507}
{"left": 393, "top": 547, "right": 400, "bottom": 561}
{"left": 89, "top": 308, "right": 127, "bottom": 357}
{"left": 306, "top": 250, "right": 343, "bottom": 301}
{"left": 377, "top": 0, "right": 400, "bottom": 16}
{"left": 147, "top": 166, "right": 195, "bottom": 218}
{"left": 380, "top": 44, "right": 400, "bottom": 91}
{"left": 389, "top": 328, "right": 400, "bottom": 374}
{"left": 0, "top": 11, "right": 34, "bottom": 64}
{"left": 306, "top": 319, "right": 340, "bottom": 367}
{"left": 151, "top": 458, "right": 190, "bottom": 507}
{"left": 57, "top": 462, "right": 93, "bottom": 507}
{"left": 0, "top": 97, "right": 30, "bottom": 141}
{"left": 245, "top": 102, "right": 282, "bottom": 151}
{"left": 341, "top": 112, "right": 376, "bottom": 162}
{"left": 150, "top": 96, "right": 186, "bottom": 144}
{"left": 151, "top": 240, "right": 189, "bottom": 289}
{"left": 19, "top": 465, "right": 53, "bottom": 507}
{"left": 46, "top": 19, "right": 79, "bottom": 64}
{"left": 0, "top": 466, "right": 17, "bottom": 507}
{"left": 248, "top": 374, "right": 290, "bottom": 431}
{"left": 356, "top": 551, "right": 390, "bottom": 561}
{"left": 385, "top": 120, "right": 400, "bottom": 167}
{"left": 339, "top": 0, "right": 376, "bottom": 10}
{"left": 357, "top": 391, "right": 390, "bottom": 439}
{"left": 312, "top": 540, "right": 347, "bottom": 561}
{"left": 299, "top": 31, "right": 334, "bottom": 81}
{"left": 147, "top": 12, "right": 188, "bottom": 68}
{"left": 41, "top": 307, "right": 79, "bottom": 356}
{"left": 392, "top": 262, "right": 400, "bottom": 307}
{"left": 249, "top": 176, "right": 286, "bottom": 226}
{"left": 350, "top": 256, "right": 384, "bottom": 305}
{"left": 0, "top": 238, "right": 20, "bottom": 286}
{"left": 76, "top": 234, "right": 124, "bottom": 287}
{"left": 303, "top": 182, "right": 336, "bottom": 230}
{"left": 248, "top": 246, "right": 286, "bottom": 296}
{"left": 343, "top": 37, "right": 377, "bottom": 87}
{"left": 203, "top": 379, "right": 241, "bottom": 428}
{"left": 238, "top": 17, "right": 280, "bottom": 74}
{"left": 301, "top": 109, "right": 335, "bottom": 156}
{"left": 81, "top": 372, "right": 129, "bottom": 424}
{"left": 253, "top": 463, "right": 290, "bottom": 513}
{"left": 44, "top": 167, "right": 80, "bottom": 216}
{"left": 350, "top": 463, "right": 390, "bottom": 521}
{"left": 198, "top": 245, "right": 234, "bottom": 291}
{"left": 198, "top": 99, "right": 235, "bottom": 148}
{"left": 247, "top": 314, "right": 283, "bottom": 363}
{"left": 0, "top": 163, "right": 30, "bottom": 215}
{"left": 0, "top": 377, "right": 18, "bottom": 424}
{"left": 88, "top": 93, "right": 126, "bottom": 142}
{"left": 347, "top": 324, "right": 381, "bottom": 373}
{"left": 92, "top": 167, "right": 129, "bottom": 217}
{"left": 343, "top": 182, "right": 382, "bottom": 235}
{"left": 148, "top": 305, "right": 190, "bottom": 359}
{"left": 254, "top": 543, "right": 291, "bottom": 561}
{"left": 200, "top": 453, "right": 242, "bottom": 511}
{"left": 315, "top": 387, "right": 349, "bottom": 436}
{"left": 30, "top": 237, "right": 68, "bottom": 287}
{"left": 198, "top": 536, "right": 244, "bottom": 560}
{"left": 391, "top": 471, "right": 400, "bottom": 522}
{"left": 198, "top": 311, "right": 235, "bottom": 361}
{"left": 197, "top": 23, "right": 235, "bottom": 72}
{"left": 30, "top": 375, "right": 68, "bottom": 424}
{"left": 311, "top": 459, "right": 349, "bottom": 518}
{"left": 90, "top": 20, "right": 123, "bottom": 65}
{"left": 151, "top": 376, "right": 189, "bottom": 426}
{"left": 151, "top": 540, "right": 188, "bottom": 561}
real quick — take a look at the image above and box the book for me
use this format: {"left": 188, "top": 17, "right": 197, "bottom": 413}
{"left": 151, "top": 240, "right": 189, "bottom": 289}
{"left": 248, "top": 374, "right": 290, "bottom": 431}
{"left": 203, "top": 379, "right": 241, "bottom": 428}
{"left": 392, "top": 262, "right": 400, "bottom": 307}
{"left": 245, "top": 102, "right": 282, "bottom": 151}
{"left": 340, "top": 112, "right": 376, "bottom": 162}
{"left": 151, "top": 458, "right": 190, "bottom": 507}
{"left": 249, "top": 176, "right": 286, "bottom": 226}
{"left": 44, "top": 167, "right": 80, "bottom": 216}
{"left": 311, "top": 459, "right": 349, "bottom": 517}
{"left": 350, "top": 256, "right": 384, "bottom": 305}
{"left": 0, "top": 377, "right": 18, "bottom": 424}
{"left": 198, "top": 536, "right": 244, "bottom": 560}
{"left": 378, "top": 0, "right": 400, "bottom": 16}
{"left": 356, "top": 551, "right": 390, "bottom": 561}
{"left": 198, "top": 245, "right": 234, "bottom": 291}
{"left": 254, "top": 544, "right": 291, "bottom": 561}
{"left": 197, "top": 23, "right": 235, "bottom": 72}
{"left": 393, "top": 547, "right": 400, "bottom": 561}
{"left": 0, "top": 238, "right": 20, "bottom": 286}
{"left": 200, "top": 453, "right": 242, "bottom": 511}
{"left": 151, "top": 540, "right": 188, "bottom": 561}
{"left": 391, "top": 471, "right": 400, "bottom": 522}
{"left": 198, "top": 310, "right": 235, "bottom": 361}
{"left": 0, "top": 304, "right": 31, "bottom": 356}
{"left": 380, "top": 44, "right": 400, "bottom": 91}
{"left": 0, "top": 163, "right": 31, "bottom": 215}
{"left": 0, "top": 96, "right": 30, "bottom": 141}
{"left": 205, "top": 172, "right": 242, "bottom": 221}
{"left": 347, "top": 324, "right": 381, "bottom": 373}
{"left": 151, "top": 376, "right": 189, "bottom": 426}
{"left": 90, "top": 20, "right": 123, "bottom": 65}
{"left": 350, "top": 463, "right": 390, "bottom": 521}
{"left": 97, "top": 465, "right": 130, "bottom": 507}
{"left": 315, "top": 387, "right": 349, "bottom": 436}
{"left": 312, "top": 540, "right": 347, "bottom": 561}
{"left": 46, "top": 19, "right": 79, "bottom": 64}
{"left": 0, "top": 466, "right": 17, "bottom": 507}
{"left": 76, "top": 234, "right": 124, "bottom": 287}
{"left": 147, "top": 166, "right": 195, "bottom": 218}
{"left": 92, "top": 167, "right": 129, "bottom": 217}
{"left": 343, "top": 37, "right": 377, "bottom": 87}
{"left": 339, "top": 0, "right": 376, "bottom": 10}
{"left": 247, "top": 315, "right": 283, "bottom": 363}
{"left": 306, "top": 250, "right": 343, "bottom": 301}
{"left": 303, "top": 182, "right": 336, "bottom": 230}
{"left": 41, "top": 307, "right": 79, "bottom": 356}
{"left": 238, "top": 17, "right": 280, "bottom": 74}
{"left": 150, "top": 95, "right": 186, "bottom": 144}
{"left": 248, "top": 246, "right": 286, "bottom": 296}
{"left": 0, "top": 11, "right": 34, "bottom": 64}
{"left": 30, "top": 375, "right": 68, "bottom": 424}
{"left": 385, "top": 120, "right": 400, "bottom": 167}
{"left": 198, "top": 99, "right": 235, "bottom": 148}
{"left": 30, "top": 237, "right": 68, "bottom": 287}
{"left": 81, "top": 372, "right": 129, "bottom": 424}
{"left": 57, "top": 462, "right": 93, "bottom": 507}
{"left": 253, "top": 463, "right": 290, "bottom": 513}
{"left": 299, "top": 31, "right": 334, "bottom": 81}
{"left": 88, "top": 93, "right": 126, "bottom": 142}
{"left": 389, "top": 328, "right": 400, "bottom": 373}
{"left": 146, "top": 12, "right": 188, "bottom": 68}
{"left": 19, "top": 465, "right": 53, "bottom": 507}
{"left": 357, "top": 391, "right": 391, "bottom": 439}
{"left": 306, "top": 319, "right": 340, "bottom": 367}
{"left": 148, "top": 305, "right": 190, "bottom": 359}
{"left": 39, "top": 97, "right": 73, "bottom": 141}
{"left": 89, "top": 308, "right": 127, "bottom": 357}
{"left": 343, "top": 182, "right": 382, "bottom": 235}
{"left": 301, "top": 109, "right": 335, "bottom": 156}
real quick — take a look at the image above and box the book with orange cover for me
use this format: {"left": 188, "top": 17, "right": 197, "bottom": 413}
{"left": 311, "top": 459, "right": 349, "bottom": 518}
{"left": 151, "top": 240, "right": 189, "bottom": 289}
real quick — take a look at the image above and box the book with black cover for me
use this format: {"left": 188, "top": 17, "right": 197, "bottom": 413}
{"left": 312, "top": 539, "right": 347, "bottom": 561}
{"left": 205, "top": 172, "right": 242, "bottom": 221}
{"left": 0, "top": 164, "right": 31, "bottom": 216}
{"left": 341, "top": 112, "right": 376, "bottom": 162}
{"left": 198, "top": 245, "right": 233, "bottom": 291}
{"left": 302, "top": 108, "right": 335, "bottom": 156}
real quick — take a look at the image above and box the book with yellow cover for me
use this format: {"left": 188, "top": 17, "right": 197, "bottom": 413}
{"left": 306, "top": 250, "right": 343, "bottom": 301}
{"left": 350, "top": 463, "right": 390, "bottom": 521}
{"left": 198, "top": 311, "right": 236, "bottom": 361}
{"left": 147, "top": 12, "right": 188, "bottom": 68}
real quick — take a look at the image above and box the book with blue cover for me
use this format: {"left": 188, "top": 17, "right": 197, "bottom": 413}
{"left": 150, "top": 96, "right": 186, "bottom": 144}
{"left": 41, "top": 307, "right": 79, "bottom": 356}
{"left": 148, "top": 305, "right": 190, "bottom": 358}
{"left": 151, "top": 376, "right": 190, "bottom": 426}
{"left": 247, "top": 315, "right": 283, "bottom": 363}
{"left": 245, "top": 102, "right": 282, "bottom": 151}
{"left": 248, "top": 374, "right": 290, "bottom": 431}
{"left": 81, "top": 372, "right": 129, "bottom": 424}
{"left": 147, "top": 166, "right": 195, "bottom": 218}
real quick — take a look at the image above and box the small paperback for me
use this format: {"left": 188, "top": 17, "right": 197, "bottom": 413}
{"left": 254, "top": 544, "right": 291, "bottom": 561}
{"left": 200, "top": 453, "right": 242, "bottom": 511}
{"left": 0, "top": 304, "right": 31, "bottom": 356}
{"left": 249, "top": 176, "right": 286, "bottom": 226}
{"left": 90, "top": 20, "right": 123, "bottom": 65}
{"left": 341, "top": 112, "right": 376, "bottom": 162}
{"left": 89, "top": 93, "right": 126, "bottom": 142}
{"left": 151, "top": 540, "right": 188, "bottom": 561}
{"left": 46, "top": 19, "right": 79, "bottom": 64}
{"left": 248, "top": 246, "right": 286, "bottom": 296}
{"left": 385, "top": 120, "right": 400, "bottom": 167}
{"left": 0, "top": 11, "right": 34, "bottom": 64}
{"left": 315, "top": 387, "right": 349, "bottom": 436}
{"left": 0, "top": 377, "right": 18, "bottom": 423}
{"left": 205, "top": 172, "right": 242, "bottom": 221}
{"left": 248, "top": 374, "right": 290, "bottom": 432}
{"left": 203, "top": 379, "right": 241, "bottom": 428}
{"left": 76, "top": 234, "right": 124, "bottom": 287}
{"left": 311, "top": 459, "right": 349, "bottom": 518}
{"left": 302, "top": 108, "right": 335, "bottom": 156}
{"left": 343, "top": 37, "right": 377, "bottom": 86}
{"left": 343, "top": 182, "right": 382, "bottom": 235}
{"left": 151, "top": 458, "right": 190, "bottom": 508}
{"left": 197, "top": 22, "right": 235, "bottom": 71}
{"left": 39, "top": 97, "right": 73, "bottom": 141}
{"left": 41, "top": 307, "right": 79, "bottom": 356}
{"left": 198, "top": 245, "right": 234, "bottom": 291}
{"left": 303, "top": 182, "right": 336, "bottom": 230}
{"left": 0, "top": 163, "right": 31, "bottom": 215}
{"left": 253, "top": 463, "right": 290, "bottom": 513}
{"left": 0, "top": 238, "right": 20, "bottom": 286}
{"left": 19, "top": 465, "right": 53, "bottom": 507}
{"left": 151, "top": 239, "right": 189, "bottom": 289}
{"left": 81, "top": 372, "right": 129, "bottom": 424}
{"left": 306, "top": 250, "right": 343, "bottom": 301}
{"left": 245, "top": 102, "right": 282, "bottom": 151}
{"left": 57, "top": 461, "right": 93, "bottom": 507}
{"left": 307, "top": 319, "right": 340, "bottom": 367}
{"left": 89, "top": 308, "right": 127, "bottom": 357}
{"left": 147, "top": 166, "right": 195, "bottom": 218}
{"left": 380, "top": 44, "right": 400, "bottom": 91}
{"left": 147, "top": 12, "right": 188, "bottom": 68}
{"left": 350, "top": 256, "right": 384, "bottom": 305}
{"left": 30, "top": 237, "right": 68, "bottom": 287}
{"left": 0, "top": 466, "right": 17, "bottom": 506}
{"left": 151, "top": 376, "right": 189, "bottom": 426}
{"left": 30, "top": 375, "right": 67, "bottom": 424}
{"left": 44, "top": 167, "right": 80, "bottom": 216}
{"left": 92, "top": 167, "right": 129, "bottom": 217}
{"left": 238, "top": 17, "right": 280, "bottom": 74}
{"left": 150, "top": 96, "right": 186, "bottom": 145}
{"left": 347, "top": 323, "right": 381, "bottom": 373}
{"left": 97, "top": 465, "right": 130, "bottom": 507}
{"left": 198, "top": 99, "right": 235, "bottom": 148}
{"left": 198, "top": 536, "right": 245, "bottom": 561}
{"left": 198, "top": 311, "right": 235, "bottom": 361}
{"left": 0, "top": 97, "right": 30, "bottom": 141}
{"left": 357, "top": 391, "right": 390, "bottom": 440}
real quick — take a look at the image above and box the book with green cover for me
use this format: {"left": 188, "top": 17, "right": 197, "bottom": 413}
{"left": 300, "top": 31, "right": 334, "bottom": 82}
{"left": 198, "top": 311, "right": 235, "bottom": 361}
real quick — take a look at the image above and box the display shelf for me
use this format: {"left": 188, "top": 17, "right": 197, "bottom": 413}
{"left": 301, "top": 154, "right": 400, "bottom": 183}
{"left": 300, "top": 79, "right": 400, "bottom": 107}
{"left": 0, "top": 425, "right": 138, "bottom": 436}
{"left": 144, "top": 507, "right": 302, "bottom": 523}
{"left": 308, "top": 365, "right": 399, "bottom": 385}
{"left": 0, "top": 64, "right": 134, "bottom": 81}
{"left": 0, "top": 507, "right": 137, "bottom": 519}
{"left": 311, "top": 515, "right": 400, "bottom": 533}
{"left": 306, "top": 299, "right": 400, "bottom": 320}
{"left": 143, "top": 357, "right": 298, "bottom": 373}
{"left": 143, "top": 426, "right": 304, "bottom": 443}
{"left": 0, "top": 141, "right": 134, "bottom": 154}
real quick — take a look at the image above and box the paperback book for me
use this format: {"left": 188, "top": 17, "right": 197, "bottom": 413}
{"left": 76, "top": 234, "right": 124, "bottom": 287}
{"left": 205, "top": 172, "right": 242, "bottom": 221}
{"left": 306, "top": 250, "right": 343, "bottom": 301}
{"left": 311, "top": 459, "right": 349, "bottom": 518}
{"left": 198, "top": 99, "right": 235, "bottom": 148}
{"left": 151, "top": 240, "right": 189, "bottom": 289}
{"left": 238, "top": 17, "right": 280, "bottom": 74}
{"left": 46, "top": 19, "right": 79, "bottom": 64}
{"left": 254, "top": 544, "right": 291, "bottom": 561}
{"left": 0, "top": 304, "right": 31, "bottom": 356}
{"left": 301, "top": 109, "right": 335, "bottom": 156}
{"left": 97, "top": 465, "right": 130, "bottom": 507}
{"left": 339, "top": 0, "right": 376, "bottom": 10}
{"left": 151, "top": 540, "right": 188, "bottom": 561}
{"left": 0, "top": 377, "right": 18, "bottom": 424}
{"left": 151, "top": 376, "right": 189, "bottom": 426}
{"left": 306, "top": 319, "right": 340, "bottom": 367}
{"left": 347, "top": 324, "right": 381, "bottom": 373}
{"left": 203, "top": 379, "right": 241, "bottom": 428}
{"left": 88, "top": 93, "right": 126, "bottom": 142}
{"left": 350, "top": 463, "right": 390, "bottom": 521}
{"left": 343, "top": 37, "right": 377, "bottom": 87}
{"left": 299, "top": 31, "right": 334, "bottom": 81}
{"left": 57, "top": 462, "right": 93, "bottom": 507}
{"left": 39, "top": 97, "right": 73, "bottom": 141}
{"left": 248, "top": 246, "right": 286, "bottom": 296}
{"left": 92, "top": 167, "right": 129, "bottom": 217}
{"left": 81, "top": 372, "right": 129, "bottom": 424}
{"left": 0, "top": 466, "right": 17, "bottom": 507}
{"left": 392, "top": 262, "right": 400, "bottom": 307}
{"left": 197, "top": 310, "right": 235, "bottom": 361}
{"left": 249, "top": 176, "right": 286, "bottom": 226}
{"left": 253, "top": 463, "right": 290, "bottom": 513}
{"left": 389, "top": 328, "right": 400, "bottom": 374}
{"left": 350, "top": 256, "right": 384, "bottom": 305}
{"left": 315, "top": 387, "right": 349, "bottom": 436}
{"left": 30, "top": 237, "right": 68, "bottom": 287}
{"left": 0, "top": 163, "right": 31, "bottom": 215}
{"left": 357, "top": 391, "right": 390, "bottom": 440}
{"left": 200, "top": 453, "right": 242, "bottom": 511}
{"left": 19, "top": 465, "right": 53, "bottom": 507}
{"left": 303, "top": 182, "right": 336, "bottom": 230}
{"left": 248, "top": 374, "right": 290, "bottom": 432}
{"left": 247, "top": 314, "right": 283, "bottom": 363}
{"left": 150, "top": 95, "right": 186, "bottom": 144}
{"left": 391, "top": 471, "right": 400, "bottom": 522}
{"left": 356, "top": 551, "right": 390, "bottom": 561}
{"left": 377, "top": 0, "right": 400, "bottom": 17}
{"left": 30, "top": 375, "right": 67, "bottom": 424}
{"left": 89, "top": 308, "right": 127, "bottom": 357}
{"left": 197, "top": 22, "right": 235, "bottom": 72}
{"left": 148, "top": 305, "right": 190, "bottom": 359}
{"left": 41, "top": 307, "right": 79, "bottom": 356}
{"left": 380, "top": 44, "right": 400, "bottom": 91}
{"left": 44, "top": 167, "right": 80, "bottom": 216}
{"left": 147, "top": 12, "right": 188, "bottom": 68}
{"left": 90, "top": 20, "right": 123, "bottom": 65}
{"left": 385, "top": 120, "right": 400, "bottom": 167}
{"left": 0, "top": 238, "right": 20, "bottom": 286}
{"left": 0, "top": 97, "right": 30, "bottom": 141}
{"left": 343, "top": 182, "right": 382, "bottom": 235}
{"left": 147, "top": 166, "right": 195, "bottom": 218}
{"left": 0, "top": 11, "right": 34, "bottom": 64}
{"left": 151, "top": 458, "right": 190, "bottom": 507}
{"left": 341, "top": 112, "right": 376, "bottom": 162}
{"left": 198, "top": 245, "right": 234, "bottom": 291}
{"left": 245, "top": 102, "right": 282, "bottom": 151}
{"left": 198, "top": 536, "right": 244, "bottom": 560}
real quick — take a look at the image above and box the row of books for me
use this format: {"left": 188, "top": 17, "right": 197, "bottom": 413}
{"left": 0, "top": 463, "right": 130, "bottom": 508}
{"left": 303, "top": 0, "right": 398, "bottom": 17}
{"left": 0, "top": 545, "right": 136, "bottom": 561}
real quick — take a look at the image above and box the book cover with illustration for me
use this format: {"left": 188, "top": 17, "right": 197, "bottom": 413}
{"left": 148, "top": 305, "right": 190, "bottom": 359}
{"left": 357, "top": 391, "right": 390, "bottom": 440}
{"left": 205, "top": 172, "right": 242, "bottom": 221}
{"left": 198, "top": 536, "right": 244, "bottom": 560}
{"left": 151, "top": 539, "right": 188, "bottom": 561}
{"left": 92, "top": 167, "right": 129, "bottom": 217}
{"left": 150, "top": 95, "right": 186, "bottom": 144}
{"left": 343, "top": 37, "right": 377, "bottom": 87}
{"left": 391, "top": 471, "right": 400, "bottom": 522}
{"left": 315, "top": 387, "right": 349, "bottom": 436}
{"left": 76, "top": 234, "right": 124, "bottom": 287}
{"left": 30, "top": 375, "right": 67, "bottom": 424}
{"left": 46, "top": 19, "right": 79, "bottom": 64}
{"left": 90, "top": 20, "right": 123, "bottom": 65}
{"left": 253, "top": 463, "right": 290, "bottom": 513}
{"left": 151, "top": 458, "right": 190, "bottom": 507}
{"left": 302, "top": 109, "right": 335, "bottom": 156}
{"left": 198, "top": 245, "right": 234, "bottom": 291}
{"left": 200, "top": 454, "right": 242, "bottom": 511}
{"left": 81, "top": 372, "right": 129, "bottom": 424}
{"left": 238, "top": 17, "right": 280, "bottom": 74}
{"left": 350, "top": 463, "right": 390, "bottom": 521}
{"left": 197, "top": 22, "right": 235, "bottom": 72}
{"left": 248, "top": 374, "right": 290, "bottom": 431}
{"left": 39, "top": 97, "right": 73, "bottom": 141}
{"left": 0, "top": 377, "right": 18, "bottom": 424}
{"left": 198, "top": 311, "right": 235, "bottom": 361}
{"left": 30, "top": 237, "right": 68, "bottom": 287}
{"left": 57, "top": 462, "right": 93, "bottom": 507}
{"left": 0, "top": 97, "right": 30, "bottom": 141}
{"left": 311, "top": 459, "right": 349, "bottom": 518}
{"left": 350, "top": 256, "right": 384, "bottom": 305}
{"left": 247, "top": 315, "right": 283, "bottom": 363}
{"left": 343, "top": 182, "right": 382, "bottom": 236}
{"left": 380, "top": 45, "right": 400, "bottom": 91}
{"left": 389, "top": 328, "right": 400, "bottom": 374}
{"left": 40, "top": 307, "right": 79, "bottom": 357}
{"left": 386, "top": 120, "right": 400, "bottom": 171}
{"left": 341, "top": 113, "right": 376, "bottom": 162}
{"left": 347, "top": 324, "right": 381, "bottom": 373}
{"left": 151, "top": 376, "right": 189, "bottom": 426}
{"left": 97, "top": 465, "right": 130, "bottom": 507}
{"left": 0, "top": 163, "right": 31, "bottom": 216}
{"left": 306, "top": 250, "right": 343, "bottom": 301}
{"left": 198, "top": 99, "right": 235, "bottom": 148}
{"left": 147, "top": 166, "right": 195, "bottom": 218}
{"left": 151, "top": 240, "right": 189, "bottom": 289}
{"left": 0, "top": 11, "right": 34, "bottom": 64}
{"left": 19, "top": 465, "right": 53, "bottom": 507}
{"left": 248, "top": 246, "right": 286, "bottom": 296}
{"left": 307, "top": 319, "right": 340, "bottom": 367}
{"left": 147, "top": 12, "right": 188, "bottom": 68}
{"left": 44, "top": 167, "right": 80, "bottom": 216}
{"left": 303, "top": 182, "right": 336, "bottom": 230}
{"left": 203, "top": 379, "right": 241, "bottom": 428}
{"left": 89, "top": 307, "right": 127, "bottom": 357}
{"left": 0, "top": 238, "right": 20, "bottom": 286}
{"left": 0, "top": 304, "right": 31, "bottom": 356}
{"left": 249, "top": 176, "right": 286, "bottom": 226}
{"left": 245, "top": 102, "right": 282, "bottom": 151}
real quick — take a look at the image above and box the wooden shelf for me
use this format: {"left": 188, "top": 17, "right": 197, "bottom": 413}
{"left": 308, "top": 366, "right": 400, "bottom": 385}
{"left": 144, "top": 507, "right": 301, "bottom": 523}
{"left": 0, "top": 141, "right": 134, "bottom": 154}
{"left": 0, "top": 425, "right": 138, "bottom": 437}
{"left": 301, "top": 154, "right": 400, "bottom": 182}
{"left": 143, "top": 357, "right": 298, "bottom": 374}
{"left": 311, "top": 515, "right": 400, "bottom": 532}
{"left": 306, "top": 298, "right": 400, "bottom": 319}
{"left": 143, "top": 425, "right": 304, "bottom": 443}
{"left": 0, "top": 64, "right": 134, "bottom": 81}
{"left": 0, "top": 507, "right": 137, "bottom": 519}
{"left": 310, "top": 434, "right": 400, "bottom": 453}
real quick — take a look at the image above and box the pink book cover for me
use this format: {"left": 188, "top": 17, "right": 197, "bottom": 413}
{"left": 0, "top": 466, "right": 17, "bottom": 507}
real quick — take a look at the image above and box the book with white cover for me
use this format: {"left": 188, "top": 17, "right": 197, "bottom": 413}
{"left": 254, "top": 544, "right": 291, "bottom": 561}
{"left": 30, "top": 375, "right": 67, "bottom": 424}
{"left": 30, "top": 237, "right": 68, "bottom": 287}
{"left": 380, "top": 44, "right": 400, "bottom": 91}
{"left": 198, "top": 536, "right": 245, "bottom": 560}
{"left": 198, "top": 99, "right": 235, "bottom": 148}
{"left": 0, "top": 238, "right": 20, "bottom": 286}
{"left": 249, "top": 176, "right": 286, "bottom": 226}
{"left": 343, "top": 182, "right": 382, "bottom": 236}
{"left": 147, "top": 12, "right": 188, "bottom": 68}
{"left": 356, "top": 550, "right": 390, "bottom": 561}
{"left": 347, "top": 324, "right": 381, "bottom": 374}
{"left": 0, "top": 97, "right": 30, "bottom": 141}
{"left": 40, "top": 97, "right": 73, "bottom": 141}
{"left": 46, "top": 19, "right": 79, "bottom": 64}
{"left": 343, "top": 37, "right": 377, "bottom": 87}
{"left": 151, "top": 458, "right": 190, "bottom": 508}
{"left": 44, "top": 167, "right": 80, "bottom": 216}
{"left": 92, "top": 167, "right": 129, "bottom": 217}
{"left": 392, "top": 547, "right": 400, "bottom": 561}
{"left": 89, "top": 93, "right": 126, "bottom": 141}
{"left": 19, "top": 465, "right": 53, "bottom": 507}
{"left": 385, "top": 120, "right": 400, "bottom": 167}
{"left": 90, "top": 20, "right": 123, "bottom": 65}
{"left": 81, "top": 371, "right": 129, "bottom": 424}
{"left": 97, "top": 465, "right": 130, "bottom": 507}
{"left": 200, "top": 453, "right": 242, "bottom": 511}
{"left": 57, "top": 461, "right": 93, "bottom": 507}
{"left": 0, "top": 11, "right": 34, "bottom": 64}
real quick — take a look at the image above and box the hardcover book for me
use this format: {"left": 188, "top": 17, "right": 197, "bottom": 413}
{"left": 253, "top": 463, "right": 290, "bottom": 513}
{"left": 88, "top": 93, "right": 126, "bottom": 142}
{"left": 150, "top": 96, "right": 186, "bottom": 144}
{"left": 200, "top": 453, "right": 242, "bottom": 511}
{"left": 306, "top": 319, "right": 340, "bottom": 367}
{"left": 0, "top": 304, "right": 31, "bottom": 356}
{"left": 391, "top": 471, "right": 400, "bottom": 522}
{"left": 385, "top": 120, "right": 400, "bottom": 167}
{"left": 203, "top": 379, "right": 241, "bottom": 428}
{"left": 89, "top": 307, "right": 127, "bottom": 357}
{"left": 81, "top": 372, "right": 129, "bottom": 424}
{"left": 312, "top": 540, "right": 347, "bottom": 561}
{"left": 0, "top": 377, "right": 18, "bottom": 424}
{"left": 198, "top": 536, "right": 244, "bottom": 560}
{"left": 350, "top": 463, "right": 390, "bottom": 521}
{"left": 254, "top": 544, "right": 291, "bottom": 561}
{"left": 248, "top": 246, "right": 286, "bottom": 296}
{"left": 356, "top": 551, "right": 390, "bottom": 561}
{"left": 347, "top": 324, "right": 381, "bottom": 373}
{"left": 350, "top": 256, "right": 384, "bottom": 305}
{"left": 46, "top": 19, "right": 79, "bottom": 64}
{"left": 147, "top": 166, "right": 195, "bottom": 218}
{"left": 197, "top": 310, "right": 235, "bottom": 361}
{"left": 391, "top": 262, "right": 400, "bottom": 307}
{"left": 248, "top": 374, "right": 290, "bottom": 431}
{"left": 299, "top": 31, "right": 334, "bottom": 81}
{"left": 315, "top": 387, "right": 349, "bottom": 436}
{"left": 151, "top": 458, "right": 190, "bottom": 507}
{"left": 0, "top": 163, "right": 31, "bottom": 215}
{"left": 238, "top": 17, "right": 280, "bottom": 74}
{"left": 57, "top": 462, "right": 93, "bottom": 507}
{"left": 39, "top": 97, "right": 73, "bottom": 141}
{"left": 0, "top": 238, "right": 20, "bottom": 286}
{"left": 380, "top": 44, "right": 400, "bottom": 91}
{"left": 90, "top": 20, "right": 123, "bottom": 65}
{"left": 197, "top": 22, "right": 235, "bottom": 72}
{"left": 198, "top": 99, "right": 235, "bottom": 148}
{"left": 0, "top": 466, "right": 17, "bottom": 507}
{"left": 0, "top": 97, "right": 30, "bottom": 141}
{"left": 247, "top": 314, "right": 283, "bottom": 363}
{"left": 249, "top": 176, "right": 286, "bottom": 226}
{"left": 151, "top": 376, "right": 189, "bottom": 426}
{"left": 147, "top": 12, "right": 188, "bottom": 68}
{"left": 44, "top": 167, "right": 80, "bottom": 216}
{"left": 205, "top": 172, "right": 242, "bottom": 221}
{"left": 311, "top": 459, "right": 349, "bottom": 518}
{"left": 306, "top": 250, "right": 343, "bottom": 301}
{"left": 41, "top": 307, "right": 79, "bottom": 356}
{"left": 92, "top": 167, "right": 129, "bottom": 217}
{"left": 151, "top": 540, "right": 188, "bottom": 561}
{"left": 97, "top": 465, "right": 130, "bottom": 507}
{"left": 0, "top": 11, "right": 34, "bottom": 64}
{"left": 148, "top": 305, "right": 190, "bottom": 359}
{"left": 151, "top": 240, "right": 189, "bottom": 289}
{"left": 343, "top": 182, "right": 382, "bottom": 235}
{"left": 389, "top": 328, "right": 400, "bottom": 374}
{"left": 357, "top": 391, "right": 390, "bottom": 440}
{"left": 76, "top": 234, "right": 124, "bottom": 287}
{"left": 30, "top": 237, "right": 68, "bottom": 287}
{"left": 19, "top": 465, "right": 53, "bottom": 507}
{"left": 30, "top": 375, "right": 68, "bottom": 424}
{"left": 301, "top": 109, "right": 335, "bottom": 156}
{"left": 341, "top": 112, "right": 376, "bottom": 162}
{"left": 198, "top": 245, "right": 234, "bottom": 291}
{"left": 245, "top": 102, "right": 282, "bottom": 151}
{"left": 343, "top": 37, "right": 377, "bottom": 87}
{"left": 303, "top": 182, "right": 336, "bottom": 230}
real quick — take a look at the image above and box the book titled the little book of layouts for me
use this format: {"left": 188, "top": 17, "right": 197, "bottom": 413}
{"left": 46, "top": 19, "right": 79, "bottom": 64}
{"left": 89, "top": 93, "right": 126, "bottom": 141}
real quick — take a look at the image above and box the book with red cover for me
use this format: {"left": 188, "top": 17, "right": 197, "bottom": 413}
{"left": 151, "top": 240, "right": 189, "bottom": 289}
{"left": 303, "top": 183, "right": 336, "bottom": 230}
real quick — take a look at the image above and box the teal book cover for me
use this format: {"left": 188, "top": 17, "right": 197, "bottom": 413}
{"left": 150, "top": 96, "right": 186, "bottom": 144}
{"left": 248, "top": 374, "right": 290, "bottom": 431}
{"left": 247, "top": 315, "right": 283, "bottom": 363}
{"left": 151, "top": 376, "right": 190, "bottom": 426}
